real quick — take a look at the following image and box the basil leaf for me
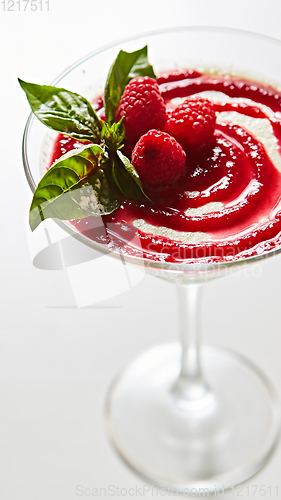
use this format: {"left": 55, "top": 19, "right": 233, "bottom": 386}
{"left": 104, "top": 46, "right": 156, "bottom": 124}
{"left": 114, "top": 151, "right": 151, "bottom": 201}
{"left": 19, "top": 79, "right": 102, "bottom": 142}
{"left": 29, "top": 145, "right": 119, "bottom": 231}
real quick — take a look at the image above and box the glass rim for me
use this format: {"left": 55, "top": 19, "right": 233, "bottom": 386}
{"left": 22, "top": 25, "right": 281, "bottom": 273}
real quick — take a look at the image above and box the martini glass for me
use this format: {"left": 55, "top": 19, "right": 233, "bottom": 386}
{"left": 22, "top": 27, "right": 281, "bottom": 493}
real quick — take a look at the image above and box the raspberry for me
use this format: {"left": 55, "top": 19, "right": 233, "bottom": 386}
{"left": 116, "top": 77, "right": 167, "bottom": 142}
{"left": 164, "top": 97, "right": 216, "bottom": 149}
{"left": 131, "top": 130, "right": 186, "bottom": 190}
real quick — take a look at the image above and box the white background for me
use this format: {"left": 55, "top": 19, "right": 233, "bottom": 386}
{"left": 1, "top": 0, "right": 281, "bottom": 498}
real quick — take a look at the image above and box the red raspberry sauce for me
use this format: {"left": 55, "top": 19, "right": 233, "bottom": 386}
{"left": 49, "top": 72, "right": 281, "bottom": 264}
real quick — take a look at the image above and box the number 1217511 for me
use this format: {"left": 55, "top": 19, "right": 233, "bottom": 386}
{"left": 1, "top": 0, "right": 49, "bottom": 11}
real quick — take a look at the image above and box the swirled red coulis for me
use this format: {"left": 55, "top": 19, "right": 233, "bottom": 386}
{"left": 50, "top": 70, "right": 281, "bottom": 264}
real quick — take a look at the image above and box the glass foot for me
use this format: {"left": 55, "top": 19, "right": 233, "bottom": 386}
{"left": 106, "top": 344, "right": 281, "bottom": 493}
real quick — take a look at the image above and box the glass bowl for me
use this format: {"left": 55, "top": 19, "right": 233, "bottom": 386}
{"left": 23, "top": 26, "right": 281, "bottom": 282}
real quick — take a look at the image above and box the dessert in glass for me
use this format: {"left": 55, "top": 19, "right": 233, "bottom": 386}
{"left": 22, "top": 27, "right": 281, "bottom": 493}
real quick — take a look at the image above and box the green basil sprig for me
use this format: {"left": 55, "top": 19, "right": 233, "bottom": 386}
{"left": 20, "top": 45, "right": 154, "bottom": 230}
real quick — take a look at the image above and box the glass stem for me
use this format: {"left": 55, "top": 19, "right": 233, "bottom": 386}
{"left": 172, "top": 283, "right": 210, "bottom": 403}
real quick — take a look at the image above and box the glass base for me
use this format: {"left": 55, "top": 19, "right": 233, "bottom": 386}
{"left": 106, "top": 344, "right": 281, "bottom": 493}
